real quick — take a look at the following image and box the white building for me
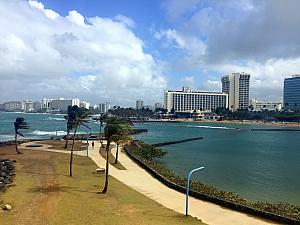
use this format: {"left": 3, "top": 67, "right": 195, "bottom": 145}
{"left": 136, "top": 99, "right": 144, "bottom": 109}
{"left": 42, "top": 98, "right": 52, "bottom": 109}
{"left": 23, "top": 100, "right": 34, "bottom": 112}
{"left": 250, "top": 99, "right": 282, "bottom": 111}
{"left": 3, "top": 101, "right": 22, "bottom": 111}
{"left": 99, "top": 102, "right": 111, "bottom": 113}
{"left": 164, "top": 87, "right": 228, "bottom": 113}
{"left": 79, "top": 101, "right": 90, "bottom": 109}
{"left": 221, "top": 72, "right": 250, "bottom": 111}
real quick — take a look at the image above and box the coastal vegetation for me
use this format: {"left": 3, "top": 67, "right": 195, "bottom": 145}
{"left": 126, "top": 141, "right": 300, "bottom": 222}
{"left": 14, "top": 117, "right": 29, "bottom": 154}
{"left": 102, "top": 117, "right": 132, "bottom": 193}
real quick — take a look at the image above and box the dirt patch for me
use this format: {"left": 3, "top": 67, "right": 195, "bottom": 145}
{"left": 0, "top": 146, "right": 62, "bottom": 225}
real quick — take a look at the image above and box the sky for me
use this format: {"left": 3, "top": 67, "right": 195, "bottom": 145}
{"left": 1, "top": 0, "right": 300, "bottom": 106}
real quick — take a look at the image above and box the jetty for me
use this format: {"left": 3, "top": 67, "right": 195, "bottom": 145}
{"left": 152, "top": 137, "right": 203, "bottom": 147}
{"left": 251, "top": 128, "right": 300, "bottom": 132}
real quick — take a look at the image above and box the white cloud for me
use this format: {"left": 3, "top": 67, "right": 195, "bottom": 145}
{"left": 29, "top": 0, "right": 59, "bottom": 20}
{"left": 114, "top": 14, "right": 135, "bottom": 28}
{"left": 0, "top": 0, "right": 166, "bottom": 105}
{"left": 159, "top": 0, "right": 300, "bottom": 101}
{"left": 67, "top": 10, "right": 86, "bottom": 26}
{"left": 180, "top": 76, "right": 194, "bottom": 84}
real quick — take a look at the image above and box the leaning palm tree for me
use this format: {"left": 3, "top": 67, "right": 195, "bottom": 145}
{"left": 102, "top": 118, "right": 131, "bottom": 193}
{"left": 64, "top": 105, "right": 76, "bottom": 148}
{"left": 14, "top": 117, "right": 30, "bottom": 154}
{"left": 69, "top": 106, "right": 90, "bottom": 177}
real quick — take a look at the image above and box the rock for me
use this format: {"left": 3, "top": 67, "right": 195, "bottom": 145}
{"left": 3, "top": 204, "right": 11, "bottom": 210}
{"left": 96, "top": 168, "right": 105, "bottom": 173}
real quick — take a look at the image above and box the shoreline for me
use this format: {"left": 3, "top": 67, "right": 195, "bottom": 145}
{"left": 136, "top": 119, "right": 300, "bottom": 128}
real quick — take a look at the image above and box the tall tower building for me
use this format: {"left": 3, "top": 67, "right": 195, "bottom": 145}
{"left": 221, "top": 72, "right": 250, "bottom": 111}
{"left": 284, "top": 75, "right": 300, "bottom": 111}
{"left": 136, "top": 99, "right": 144, "bottom": 109}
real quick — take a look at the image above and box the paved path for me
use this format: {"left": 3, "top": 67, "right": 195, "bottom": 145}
{"left": 20, "top": 141, "right": 279, "bottom": 225}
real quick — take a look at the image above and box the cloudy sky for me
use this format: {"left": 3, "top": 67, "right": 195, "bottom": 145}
{"left": 1, "top": 0, "right": 300, "bottom": 106}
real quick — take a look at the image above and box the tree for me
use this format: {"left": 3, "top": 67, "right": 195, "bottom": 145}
{"left": 14, "top": 117, "right": 30, "bottom": 154}
{"left": 64, "top": 105, "right": 76, "bottom": 148}
{"left": 111, "top": 134, "right": 131, "bottom": 164}
{"left": 69, "top": 106, "right": 90, "bottom": 177}
{"left": 102, "top": 118, "right": 132, "bottom": 193}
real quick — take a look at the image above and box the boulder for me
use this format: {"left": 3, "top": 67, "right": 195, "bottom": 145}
{"left": 3, "top": 204, "right": 12, "bottom": 210}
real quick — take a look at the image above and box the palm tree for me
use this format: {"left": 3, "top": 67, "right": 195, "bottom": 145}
{"left": 99, "top": 113, "right": 108, "bottom": 147}
{"left": 111, "top": 135, "right": 131, "bottom": 164}
{"left": 102, "top": 118, "right": 131, "bottom": 193}
{"left": 14, "top": 117, "right": 30, "bottom": 154}
{"left": 64, "top": 105, "right": 76, "bottom": 148}
{"left": 69, "top": 106, "right": 90, "bottom": 177}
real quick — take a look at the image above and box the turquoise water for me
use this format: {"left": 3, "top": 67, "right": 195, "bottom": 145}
{"left": 0, "top": 111, "right": 100, "bottom": 141}
{"left": 133, "top": 122, "right": 300, "bottom": 206}
{"left": 1, "top": 111, "right": 300, "bottom": 205}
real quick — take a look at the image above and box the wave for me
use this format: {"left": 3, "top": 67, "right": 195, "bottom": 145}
{"left": 0, "top": 134, "right": 15, "bottom": 141}
{"left": 184, "top": 125, "right": 239, "bottom": 130}
{"left": 48, "top": 117, "right": 65, "bottom": 121}
{"left": 31, "top": 130, "right": 67, "bottom": 136}
{"left": 31, "top": 130, "right": 85, "bottom": 136}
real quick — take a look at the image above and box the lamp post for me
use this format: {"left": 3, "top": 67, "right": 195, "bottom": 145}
{"left": 86, "top": 130, "right": 90, "bottom": 157}
{"left": 55, "top": 125, "right": 61, "bottom": 138}
{"left": 185, "top": 166, "right": 204, "bottom": 216}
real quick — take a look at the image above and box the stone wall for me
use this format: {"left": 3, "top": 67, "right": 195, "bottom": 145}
{"left": 0, "top": 159, "right": 15, "bottom": 192}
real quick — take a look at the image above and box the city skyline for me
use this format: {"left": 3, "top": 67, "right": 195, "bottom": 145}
{"left": 1, "top": 0, "right": 300, "bottom": 105}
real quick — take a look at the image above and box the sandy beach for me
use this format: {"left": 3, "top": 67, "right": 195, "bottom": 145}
{"left": 19, "top": 141, "right": 279, "bottom": 225}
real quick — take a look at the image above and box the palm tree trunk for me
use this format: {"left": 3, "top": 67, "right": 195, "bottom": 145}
{"left": 102, "top": 141, "right": 110, "bottom": 193}
{"left": 99, "top": 123, "right": 103, "bottom": 148}
{"left": 69, "top": 127, "right": 77, "bottom": 177}
{"left": 114, "top": 145, "right": 119, "bottom": 164}
{"left": 15, "top": 131, "right": 21, "bottom": 154}
{"left": 64, "top": 130, "right": 70, "bottom": 148}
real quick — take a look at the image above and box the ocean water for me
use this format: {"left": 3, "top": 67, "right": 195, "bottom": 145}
{"left": 133, "top": 122, "right": 300, "bottom": 206}
{"left": 1, "top": 111, "right": 300, "bottom": 205}
{"left": 0, "top": 111, "right": 100, "bottom": 141}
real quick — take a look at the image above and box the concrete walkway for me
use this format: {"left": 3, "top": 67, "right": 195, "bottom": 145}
{"left": 20, "top": 141, "right": 279, "bottom": 225}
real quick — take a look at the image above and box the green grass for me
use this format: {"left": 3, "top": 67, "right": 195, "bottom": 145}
{"left": 0, "top": 149, "right": 206, "bottom": 225}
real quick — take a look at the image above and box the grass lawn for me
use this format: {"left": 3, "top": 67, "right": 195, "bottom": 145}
{"left": 0, "top": 146, "right": 206, "bottom": 225}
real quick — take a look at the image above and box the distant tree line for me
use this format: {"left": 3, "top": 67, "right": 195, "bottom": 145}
{"left": 215, "top": 107, "right": 300, "bottom": 122}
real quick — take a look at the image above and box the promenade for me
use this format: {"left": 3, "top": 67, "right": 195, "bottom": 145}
{"left": 20, "top": 141, "right": 278, "bottom": 225}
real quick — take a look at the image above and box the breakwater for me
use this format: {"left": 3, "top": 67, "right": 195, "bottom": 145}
{"left": 0, "top": 159, "right": 15, "bottom": 192}
{"left": 152, "top": 137, "right": 203, "bottom": 147}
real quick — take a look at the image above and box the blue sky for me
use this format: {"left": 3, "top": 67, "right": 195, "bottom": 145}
{"left": 1, "top": 0, "right": 300, "bottom": 106}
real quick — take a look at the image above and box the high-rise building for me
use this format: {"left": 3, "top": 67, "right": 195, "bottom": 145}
{"left": 284, "top": 75, "right": 300, "bottom": 111}
{"left": 79, "top": 101, "right": 90, "bottom": 109}
{"left": 221, "top": 72, "right": 250, "bottom": 111}
{"left": 164, "top": 87, "right": 228, "bottom": 113}
{"left": 136, "top": 99, "right": 144, "bottom": 109}
{"left": 99, "top": 102, "right": 111, "bottom": 113}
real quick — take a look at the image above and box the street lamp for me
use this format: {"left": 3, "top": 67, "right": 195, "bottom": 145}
{"left": 185, "top": 166, "right": 204, "bottom": 216}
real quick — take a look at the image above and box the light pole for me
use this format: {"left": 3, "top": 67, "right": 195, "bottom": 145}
{"left": 185, "top": 166, "right": 204, "bottom": 216}
{"left": 86, "top": 130, "right": 90, "bottom": 157}
{"left": 55, "top": 125, "right": 61, "bottom": 138}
